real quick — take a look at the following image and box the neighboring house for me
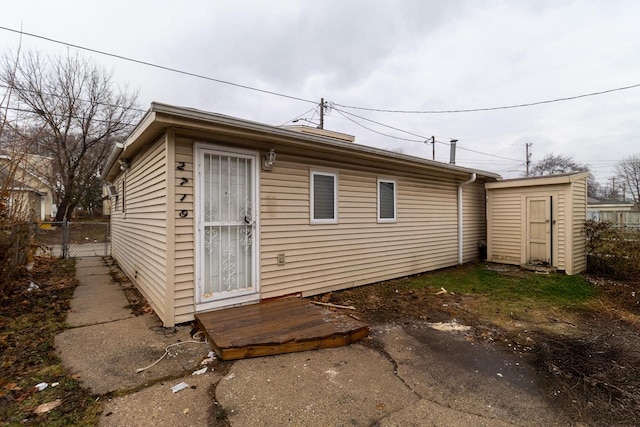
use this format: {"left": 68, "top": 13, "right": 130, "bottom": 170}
{"left": 587, "top": 197, "right": 639, "bottom": 226}
{"left": 0, "top": 153, "right": 56, "bottom": 221}
{"left": 101, "top": 103, "right": 500, "bottom": 327}
{"left": 485, "top": 172, "right": 590, "bottom": 275}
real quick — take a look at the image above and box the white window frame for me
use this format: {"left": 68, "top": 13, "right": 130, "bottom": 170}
{"left": 377, "top": 178, "right": 397, "bottom": 223}
{"left": 310, "top": 171, "right": 338, "bottom": 224}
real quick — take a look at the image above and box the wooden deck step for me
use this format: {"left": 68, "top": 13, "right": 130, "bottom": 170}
{"left": 195, "top": 298, "right": 369, "bottom": 360}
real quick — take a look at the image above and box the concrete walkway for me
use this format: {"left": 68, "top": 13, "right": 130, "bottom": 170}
{"left": 55, "top": 258, "right": 566, "bottom": 426}
{"left": 54, "top": 258, "right": 217, "bottom": 425}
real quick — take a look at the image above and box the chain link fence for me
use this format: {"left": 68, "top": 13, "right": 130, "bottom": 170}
{"left": 35, "top": 221, "right": 110, "bottom": 258}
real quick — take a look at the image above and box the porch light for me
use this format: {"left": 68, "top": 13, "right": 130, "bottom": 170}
{"left": 263, "top": 149, "right": 277, "bottom": 170}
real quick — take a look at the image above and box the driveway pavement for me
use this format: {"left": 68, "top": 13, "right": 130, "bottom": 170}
{"left": 55, "top": 258, "right": 566, "bottom": 426}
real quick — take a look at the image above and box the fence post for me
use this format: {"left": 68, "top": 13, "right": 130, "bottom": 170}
{"left": 62, "top": 220, "right": 69, "bottom": 259}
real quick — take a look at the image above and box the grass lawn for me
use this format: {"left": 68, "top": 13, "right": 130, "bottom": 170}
{"left": 408, "top": 263, "right": 595, "bottom": 305}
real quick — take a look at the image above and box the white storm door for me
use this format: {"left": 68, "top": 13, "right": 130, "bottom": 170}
{"left": 197, "top": 148, "right": 258, "bottom": 305}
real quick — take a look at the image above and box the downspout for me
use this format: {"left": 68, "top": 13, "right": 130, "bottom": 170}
{"left": 458, "top": 173, "right": 477, "bottom": 264}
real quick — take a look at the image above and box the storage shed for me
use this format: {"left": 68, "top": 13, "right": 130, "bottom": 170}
{"left": 485, "top": 172, "right": 589, "bottom": 275}
{"left": 102, "top": 103, "right": 500, "bottom": 327}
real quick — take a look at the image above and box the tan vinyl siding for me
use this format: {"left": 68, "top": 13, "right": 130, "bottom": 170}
{"left": 557, "top": 192, "right": 566, "bottom": 270}
{"left": 462, "top": 182, "right": 487, "bottom": 263}
{"left": 571, "top": 179, "right": 587, "bottom": 274}
{"left": 173, "top": 137, "right": 196, "bottom": 324}
{"left": 487, "top": 190, "right": 522, "bottom": 264}
{"left": 111, "top": 136, "right": 168, "bottom": 323}
{"left": 259, "top": 156, "right": 466, "bottom": 299}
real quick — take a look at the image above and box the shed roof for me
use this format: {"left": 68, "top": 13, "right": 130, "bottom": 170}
{"left": 485, "top": 172, "right": 590, "bottom": 189}
{"left": 587, "top": 198, "right": 634, "bottom": 207}
{"left": 102, "top": 103, "right": 500, "bottom": 183}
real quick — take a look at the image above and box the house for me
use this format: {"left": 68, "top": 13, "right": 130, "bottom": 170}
{"left": 0, "top": 153, "right": 56, "bottom": 221}
{"left": 587, "top": 197, "right": 639, "bottom": 226}
{"left": 101, "top": 103, "right": 503, "bottom": 327}
{"left": 485, "top": 172, "right": 589, "bottom": 275}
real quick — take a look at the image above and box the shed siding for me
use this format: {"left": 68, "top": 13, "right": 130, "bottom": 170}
{"left": 557, "top": 191, "right": 566, "bottom": 270}
{"left": 110, "top": 136, "right": 168, "bottom": 322}
{"left": 487, "top": 185, "right": 567, "bottom": 269}
{"left": 487, "top": 190, "right": 522, "bottom": 264}
{"left": 571, "top": 179, "right": 587, "bottom": 273}
{"left": 259, "top": 155, "right": 476, "bottom": 299}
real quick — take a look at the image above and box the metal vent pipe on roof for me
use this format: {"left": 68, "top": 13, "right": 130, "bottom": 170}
{"left": 449, "top": 139, "right": 457, "bottom": 165}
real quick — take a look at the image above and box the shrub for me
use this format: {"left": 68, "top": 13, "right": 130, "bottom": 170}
{"left": 0, "top": 223, "right": 35, "bottom": 296}
{"left": 585, "top": 219, "right": 640, "bottom": 278}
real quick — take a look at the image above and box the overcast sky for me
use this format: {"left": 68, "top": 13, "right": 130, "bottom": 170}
{"left": 1, "top": 0, "right": 639, "bottom": 184}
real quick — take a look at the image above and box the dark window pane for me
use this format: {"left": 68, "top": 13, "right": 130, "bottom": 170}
{"left": 314, "top": 174, "right": 335, "bottom": 219}
{"left": 379, "top": 181, "right": 395, "bottom": 219}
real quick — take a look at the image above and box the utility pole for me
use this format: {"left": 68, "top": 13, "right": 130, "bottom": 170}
{"left": 610, "top": 177, "right": 616, "bottom": 199}
{"left": 525, "top": 142, "right": 532, "bottom": 177}
{"left": 319, "top": 98, "right": 325, "bottom": 129}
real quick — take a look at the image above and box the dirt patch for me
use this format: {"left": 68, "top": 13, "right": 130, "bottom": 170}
{"left": 328, "top": 265, "right": 640, "bottom": 425}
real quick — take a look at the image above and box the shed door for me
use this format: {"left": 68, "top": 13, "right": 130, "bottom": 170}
{"left": 526, "top": 197, "right": 551, "bottom": 265}
{"left": 196, "top": 148, "right": 258, "bottom": 307}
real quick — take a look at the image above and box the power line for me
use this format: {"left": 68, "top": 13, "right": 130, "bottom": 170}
{"left": 334, "top": 108, "right": 423, "bottom": 142}
{"left": 2, "top": 106, "right": 138, "bottom": 127}
{"left": 336, "top": 107, "right": 524, "bottom": 162}
{"left": 334, "top": 82, "right": 640, "bottom": 114}
{"left": 433, "top": 138, "right": 521, "bottom": 162}
{"left": 0, "top": 26, "right": 317, "bottom": 106}
{"left": 0, "top": 84, "right": 148, "bottom": 113}
{"left": 333, "top": 107, "right": 430, "bottom": 140}
{"left": 278, "top": 106, "right": 317, "bottom": 126}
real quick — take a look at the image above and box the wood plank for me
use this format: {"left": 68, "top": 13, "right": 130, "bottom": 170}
{"left": 220, "top": 328, "right": 370, "bottom": 360}
{"left": 201, "top": 300, "right": 332, "bottom": 344}
{"left": 195, "top": 297, "right": 368, "bottom": 361}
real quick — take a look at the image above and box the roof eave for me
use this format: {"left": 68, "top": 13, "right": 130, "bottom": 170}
{"left": 103, "top": 102, "right": 501, "bottom": 182}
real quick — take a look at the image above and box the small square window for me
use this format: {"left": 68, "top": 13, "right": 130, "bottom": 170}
{"left": 311, "top": 171, "right": 337, "bottom": 224}
{"left": 378, "top": 179, "right": 396, "bottom": 222}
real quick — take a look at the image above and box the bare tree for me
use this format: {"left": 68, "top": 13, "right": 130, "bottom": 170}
{"left": 529, "top": 153, "right": 589, "bottom": 176}
{"left": 529, "top": 153, "right": 600, "bottom": 198}
{"left": 616, "top": 154, "right": 640, "bottom": 207}
{"left": 1, "top": 51, "right": 140, "bottom": 221}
